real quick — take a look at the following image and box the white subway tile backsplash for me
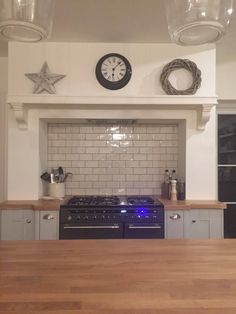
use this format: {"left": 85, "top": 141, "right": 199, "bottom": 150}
{"left": 106, "top": 167, "right": 119, "bottom": 175}
{"left": 133, "top": 168, "right": 146, "bottom": 175}
{"left": 133, "top": 154, "right": 146, "bottom": 161}
{"left": 80, "top": 168, "right": 93, "bottom": 174}
{"left": 80, "top": 154, "right": 93, "bottom": 161}
{"left": 119, "top": 167, "right": 133, "bottom": 175}
{"left": 66, "top": 154, "right": 79, "bottom": 161}
{"left": 48, "top": 123, "right": 178, "bottom": 195}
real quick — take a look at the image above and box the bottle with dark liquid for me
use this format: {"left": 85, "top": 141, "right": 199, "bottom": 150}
{"left": 161, "top": 169, "right": 170, "bottom": 199}
{"left": 177, "top": 178, "right": 185, "bottom": 200}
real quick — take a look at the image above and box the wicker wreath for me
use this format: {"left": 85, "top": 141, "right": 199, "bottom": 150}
{"left": 160, "top": 58, "right": 201, "bottom": 95}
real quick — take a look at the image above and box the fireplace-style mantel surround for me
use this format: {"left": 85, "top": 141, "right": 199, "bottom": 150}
{"left": 8, "top": 94, "right": 217, "bottom": 131}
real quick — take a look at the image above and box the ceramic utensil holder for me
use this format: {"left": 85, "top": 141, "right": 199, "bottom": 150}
{"left": 48, "top": 182, "right": 65, "bottom": 198}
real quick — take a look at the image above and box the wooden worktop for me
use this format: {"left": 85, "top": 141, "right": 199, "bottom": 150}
{"left": 159, "top": 198, "right": 227, "bottom": 210}
{"left": 0, "top": 197, "right": 226, "bottom": 211}
{"left": 0, "top": 199, "right": 61, "bottom": 211}
{"left": 0, "top": 239, "right": 236, "bottom": 313}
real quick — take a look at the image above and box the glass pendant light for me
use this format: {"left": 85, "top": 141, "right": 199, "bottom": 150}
{"left": 165, "top": 0, "right": 234, "bottom": 45}
{"left": 0, "top": 0, "right": 56, "bottom": 42}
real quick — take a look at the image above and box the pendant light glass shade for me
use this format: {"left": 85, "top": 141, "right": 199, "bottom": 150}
{"left": 165, "top": 0, "right": 234, "bottom": 45}
{"left": 0, "top": 0, "right": 56, "bottom": 42}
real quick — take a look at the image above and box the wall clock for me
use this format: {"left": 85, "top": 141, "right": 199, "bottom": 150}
{"left": 95, "top": 53, "right": 132, "bottom": 90}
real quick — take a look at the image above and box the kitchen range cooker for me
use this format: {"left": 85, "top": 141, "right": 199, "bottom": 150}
{"left": 60, "top": 195, "right": 164, "bottom": 239}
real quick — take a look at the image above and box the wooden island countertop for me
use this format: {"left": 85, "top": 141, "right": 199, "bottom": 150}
{"left": 0, "top": 239, "right": 236, "bottom": 313}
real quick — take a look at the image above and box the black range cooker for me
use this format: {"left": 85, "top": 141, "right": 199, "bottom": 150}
{"left": 60, "top": 195, "right": 164, "bottom": 239}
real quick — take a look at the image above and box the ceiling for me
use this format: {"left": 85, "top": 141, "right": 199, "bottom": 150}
{"left": 0, "top": 0, "right": 235, "bottom": 57}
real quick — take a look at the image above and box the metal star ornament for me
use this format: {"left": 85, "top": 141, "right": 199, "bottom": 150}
{"left": 25, "top": 62, "right": 66, "bottom": 94}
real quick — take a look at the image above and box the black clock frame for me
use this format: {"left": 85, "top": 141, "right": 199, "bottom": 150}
{"left": 95, "top": 53, "right": 132, "bottom": 90}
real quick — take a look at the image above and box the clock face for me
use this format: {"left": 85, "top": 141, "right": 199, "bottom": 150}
{"left": 96, "top": 53, "right": 132, "bottom": 90}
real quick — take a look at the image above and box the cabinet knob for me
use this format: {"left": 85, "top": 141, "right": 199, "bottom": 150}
{"left": 26, "top": 219, "right": 31, "bottom": 224}
{"left": 169, "top": 213, "right": 181, "bottom": 220}
{"left": 192, "top": 220, "right": 197, "bottom": 223}
{"left": 43, "top": 214, "right": 55, "bottom": 220}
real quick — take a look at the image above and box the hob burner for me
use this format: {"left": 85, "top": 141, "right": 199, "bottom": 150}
{"left": 127, "top": 196, "right": 155, "bottom": 205}
{"left": 67, "top": 195, "right": 120, "bottom": 206}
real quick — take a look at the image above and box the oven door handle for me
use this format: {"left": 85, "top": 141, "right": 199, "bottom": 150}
{"left": 63, "top": 225, "right": 120, "bottom": 229}
{"left": 128, "top": 224, "right": 161, "bottom": 229}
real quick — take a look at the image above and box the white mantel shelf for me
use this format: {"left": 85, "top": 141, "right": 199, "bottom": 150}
{"left": 8, "top": 94, "right": 218, "bottom": 130}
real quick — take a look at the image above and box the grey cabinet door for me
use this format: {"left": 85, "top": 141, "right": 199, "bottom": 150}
{"left": 1, "top": 209, "right": 35, "bottom": 240}
{"left": 39, "top": 211, "right": 59, "bottom": 240}
{"left": 184, "top": 209, "right": 223, "bottom": 239}
{"left": 165, "top": 210, "right": 184, "bottom": 239}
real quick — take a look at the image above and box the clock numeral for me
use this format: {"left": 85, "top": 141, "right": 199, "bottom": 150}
{"left": 103, "top": 72, "right": 108, "bottom": 77}
{"left": 120, "top": 68, "right": 126, "bottom": 72}
{"left": 120, "top": 72, "right": 124, "bottom": 77}
{"left": 113, "top": 57, "right": 116, "bottom": 63}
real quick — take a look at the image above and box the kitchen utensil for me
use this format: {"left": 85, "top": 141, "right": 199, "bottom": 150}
{"left": 58, "top": 166, "right": 64, "bottom": 182}
{"left": 51, "top": 168, "right": 60, "bottom": 183}
{"left": 63, "top": 172, "right": 72, "bottom": 182}
{"left": 40, "top": 172, "right": 51, "bottom": 182}
{"left": 50, "top": 173, "right": 55, "bottom": 183}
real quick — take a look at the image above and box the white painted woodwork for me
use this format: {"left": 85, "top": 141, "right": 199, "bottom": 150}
{"left": 6, "top": 42, "right": 218, "bottom": 200}
{"left": 8, "top": 96, "right": 216, "bottom": 131}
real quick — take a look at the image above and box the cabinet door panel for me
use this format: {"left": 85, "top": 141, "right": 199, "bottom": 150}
{"left": 23, "top": 210, "right": 35, "bottom": 240}
{"left": 1, "top": 210, "right": 24, "bottom": 240}
{"left": 39, "top": 211, "right": 59, "bottom": 240}
{"left": 184, "top": 209, "right": 223, "bottom": 239}
{"left": 1, "top": 210, "right": 34, "bottom": 240}
{"left": 184, "top": 210, "right": 210, "bottom": 239}
{"left": 165, "top": 210, "right": 184, "bottom": 239}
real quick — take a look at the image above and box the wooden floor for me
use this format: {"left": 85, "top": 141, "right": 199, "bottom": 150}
{"left": 1, "top": 239, "right": 236, "bottom": 313}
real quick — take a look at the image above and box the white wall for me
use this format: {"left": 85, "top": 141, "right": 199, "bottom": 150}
{"left": 8, "top": 42, "right": 216, "bottom": 96}
{"left": 7, "top": 42, "right": 217, "bottom": 200}
{"left": 0, "top": 57, "right": 8, "bottom": 201}
{"left": 216, "top": 42, "right": 236, "bottom": 100}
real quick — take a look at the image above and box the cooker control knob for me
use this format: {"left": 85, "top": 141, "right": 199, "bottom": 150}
{"left": 84, "top": 216, "right": 89, "bottom": 220}
{"left": 67, "top": 215, "right": 72, "bottom": 221}
{"left": 101, "top": 215, "right": 105, "bottom": 220}
{"left": 76, "top": 215, "right": 81, "bottom": 220}
{"left": 93, "top": 215, "right": 97, "bottom": 220}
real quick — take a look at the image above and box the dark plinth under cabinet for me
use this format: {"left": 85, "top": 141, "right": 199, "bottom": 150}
{"left": 218, "top": 115, "right": 236, "bottom": 238}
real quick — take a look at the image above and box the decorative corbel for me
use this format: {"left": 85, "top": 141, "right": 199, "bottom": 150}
{"left": 197, "top": 104, "right": 214, "bottom": 131}
{"left": 10, "top": 103, "right": 28, "bottom": 130}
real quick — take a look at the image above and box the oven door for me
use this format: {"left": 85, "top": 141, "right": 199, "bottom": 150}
{"left": 124, "top": 223, "right": 164, "bottom": 239}
{"left": 60, "top": 223, "right": 123, "bottom": 239}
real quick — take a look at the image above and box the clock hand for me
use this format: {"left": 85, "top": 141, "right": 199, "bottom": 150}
{"left": 112, "top": 61, "right": 121, "bottom": 71}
